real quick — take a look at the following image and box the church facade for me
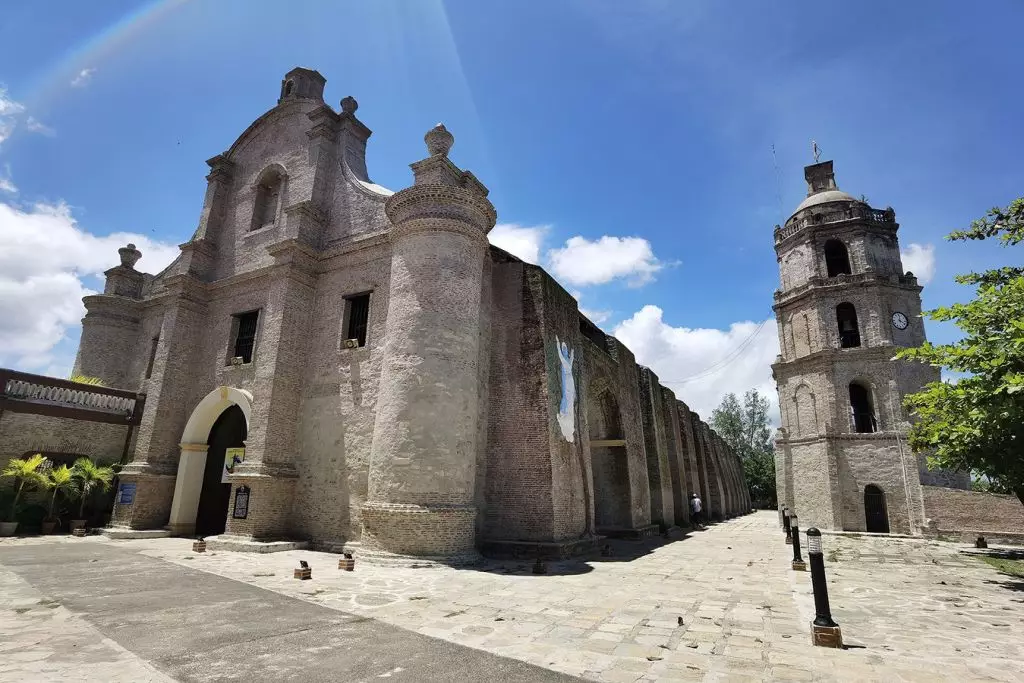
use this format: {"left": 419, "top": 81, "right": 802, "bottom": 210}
{"left": 771, "top": 160, "right": 972, "bottom": 535}
{"left": 77, "top": 68, "right": 750, "bottom": 563}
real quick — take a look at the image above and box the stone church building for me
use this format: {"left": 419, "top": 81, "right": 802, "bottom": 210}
{"left": 772, "top": 160, "right": 1024, "bottom": 539}
{"left": 69, "top": 68, "right": 750, "bottom": 563}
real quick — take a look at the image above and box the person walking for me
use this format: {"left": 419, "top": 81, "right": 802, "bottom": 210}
{"left": 689, "top": 493, "right": 704, "bottom": 530}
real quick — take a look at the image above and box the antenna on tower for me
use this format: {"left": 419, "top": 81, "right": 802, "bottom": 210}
{"left": 771, "top": 143, "right": 783, "bottom": 223}
{"left": 812, "top": 140, "right": 822, "bottom": 163}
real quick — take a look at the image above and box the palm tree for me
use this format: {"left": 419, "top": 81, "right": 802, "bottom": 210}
{"left": 71, "top": 458, "right": 114, "bottom": 521}
{"left": 45, "top": 464, "right": 75, "bottom": 522}
{"left": 2, "top": 454, "right": 48, "bottom": 522}
{"left": 68, "top": 374, "right": 105, "bottom": 386}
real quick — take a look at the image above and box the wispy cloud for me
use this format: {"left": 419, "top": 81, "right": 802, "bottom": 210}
{"left": 0, "top": 86, "right": 25, "bottom": 148}
{"left": 0, "top": 164, "right": 15, "bottom": 194}
{"left": 900, "top": 243, "right": 936, "bottom": 284}
{"left": 25, "top": 117, "right": 55, "bottom": 136}
{"left": 71, "top": 68, "right": 97, "bottom": 88}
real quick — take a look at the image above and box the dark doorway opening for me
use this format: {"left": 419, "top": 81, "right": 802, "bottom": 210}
{"left": 195, "top": 404, "right": 246, "bottom": 536}
{"left": 824, "top": 239, "right": 852, "bottom": 277}
{"left": 864, "top": 485, "right": 889, "bottom": 533}
{"left": 836, "top": 303, "right": 861, "bottom": 348}
{"left": 589, "top": 390, "right": 632, "bottom": 531}
{"left": 849, "top": 383, "right": 877, "bottom": 433}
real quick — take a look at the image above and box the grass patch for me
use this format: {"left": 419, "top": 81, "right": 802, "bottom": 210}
{"left": 978, "top": 555, "right": 1024, "bottom": 578}
{"left": 826, "top": 549, "right": 841, "bottom": 563}
{"left": 14, "top": 607, "right": 31, "bottom": 614}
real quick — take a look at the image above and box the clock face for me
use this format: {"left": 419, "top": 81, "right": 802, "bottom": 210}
{"left": 891, "top": 312, "right": 909, "bottom": 330}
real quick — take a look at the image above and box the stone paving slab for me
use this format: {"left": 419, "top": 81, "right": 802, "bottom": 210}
{"left": 4, "top": 511, "right": 1024, "bottom": 681}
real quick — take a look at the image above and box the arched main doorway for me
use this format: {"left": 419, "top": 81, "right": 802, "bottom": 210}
{"left": 589, "top": 389, "right": 632, "bottom": 530}
{"left": 167, "top": 386, "right": 253, "bottom": 536}
{"left": 194, "top": 405, "right": 246, "bottom": 536}
{"left": 864, "top": 484, "right": 889, "bottom": 533}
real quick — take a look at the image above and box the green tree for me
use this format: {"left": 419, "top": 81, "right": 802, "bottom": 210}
{"left": 71, "top": 458, "right": 115, "bottom": 520}
{"left": 44, "top": 464, "right": 75, "bottom": 522}
{"left": 2, "top": 453, "right": 48, "bottom": 522}
{"left": 897, "top": 197, "right": 1024, "bottom": 504}
{"left": 711, "top": 389, "right": 777, "bottom": 506}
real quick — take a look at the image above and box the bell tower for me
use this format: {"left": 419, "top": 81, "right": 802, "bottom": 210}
{"left": 771, "top": 159, "right": 958, "bottom": 535}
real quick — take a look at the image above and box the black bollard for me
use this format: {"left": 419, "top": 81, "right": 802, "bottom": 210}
{"left": 790, "top": 515, "right": 806, "bottom": 571}
{"left": 806, "top": 528, "right": 842, "bottom": 647}
{"left": 783, "top": 508, "right": 792, "bottom": 545}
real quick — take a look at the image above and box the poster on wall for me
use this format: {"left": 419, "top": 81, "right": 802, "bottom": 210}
{"left": 223, "top": 447, "right": 245, "bottom": 483}
{"left": 117, "top": 483, "right": 136, "bottom": 505}
{"left": 555, "top": 335, "right": 577, "bottom": 443}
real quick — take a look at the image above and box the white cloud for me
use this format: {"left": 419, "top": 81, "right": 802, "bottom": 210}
{"left": 0, "top": 165, "right": 14, "bottom": 194}
{"left": 0, "top": 86, "right": 25, "bottom": 148}
{"left": 25, "top": 116, "right": 55, "bottom": 136}
{"left": 0, "top": 199, "right": 178, "bottom": 372}
{"left": 71, "top": 68, "right": 97, "bottom": 88}
{"left": 488, "top": 223, "right": 547, "bottom": 264}
{"left": 548, "top": 235, "right": 664, "bottom": 287}
{"left": 900, "top": 243, "right": 935, "bottom": 284}
{"left": 613, "top": 305, "right": 781, "bottom": 423}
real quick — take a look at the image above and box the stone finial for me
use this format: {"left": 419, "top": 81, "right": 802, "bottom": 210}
{"left": 118, "top": 243, "right": 142, "bottom": 270}
{"left": 425, "top": 123, "right": 454, "bottom": 157}
{"left": 340, "top": 96, "right": 358, "bottom": 115}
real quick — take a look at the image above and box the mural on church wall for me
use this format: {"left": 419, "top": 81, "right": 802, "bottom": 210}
{"left": 555, "top": 336, "right": 577, "bottom": 442}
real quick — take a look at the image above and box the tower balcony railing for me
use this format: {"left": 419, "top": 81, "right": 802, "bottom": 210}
{"left": 774, "top": 205, "right": 896, "bottom": 244}
{"left": 0, "top": 368, "right": 145, "bottom": 425}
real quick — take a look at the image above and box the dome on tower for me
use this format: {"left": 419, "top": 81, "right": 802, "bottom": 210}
{"left": 790, "top": 159, "right": 861, "bottom": 216}
{"left": 793, "top": 188, "right": 857, "bottom": 212}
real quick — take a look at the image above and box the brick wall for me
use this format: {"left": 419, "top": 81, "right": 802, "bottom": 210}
{"left": 923, "top": 486, "right": 1024, "bottom": 534}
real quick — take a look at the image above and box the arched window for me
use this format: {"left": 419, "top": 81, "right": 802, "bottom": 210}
{"left": 824, "top": 239, "right": 852, "bottom": 277}
{"left": 836, "top": 303, "right": 861, "bottom": 348}
{"left": 251, "top": 169, "right": 283, "bottom": 230}
{"left": 284, "top": 80, "right": 294, "bottom": 97}
{"left": 849, "top": 382, "right": 876, "bottom": 433}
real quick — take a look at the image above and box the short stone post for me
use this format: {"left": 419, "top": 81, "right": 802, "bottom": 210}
{"left": 192, "top": 537, "right": 207, "bottom": 553}
{"left": 806, "top": 528, "right": 842, "bottom": 648}
{"left": 790, "top": 516, "right": 806, "bottom": 571}
{"left": 294, "top": 561, "right": 312, "bottom": 580}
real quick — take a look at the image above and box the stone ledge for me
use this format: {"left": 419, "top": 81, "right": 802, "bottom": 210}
{"left": 354, "top": 547, "right": 483, "bottom": 568}
{"left": 100, "top": 528, "right": 173, "bottom": 540}
{"left": 479, "top": 536, "right": 601, "bottom": 561}
{"left": 203, "top": 535, "right": 309, "bottom": 553}
{"left": 597, "top": 524, "right": 660, "bottom": 540}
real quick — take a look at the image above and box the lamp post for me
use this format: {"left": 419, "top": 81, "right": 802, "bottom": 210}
{"left": 790, "top": 515, "right": 806, "bottom": 571}
{"left": 806, "top": 528, "right": 842, "bottom": 648}
{"left": 783, "top": 507, "right": 792, "bottom": 545}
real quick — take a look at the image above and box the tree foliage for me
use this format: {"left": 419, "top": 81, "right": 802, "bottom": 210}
{"left": 711, "top": 389, "right": 777, "bottom": 506}
{"left": 70, "top": 458, "right": 115, "bottom": 519}
{"left": 897, "top": 197, "right": 1024, "bottom": 504}
{"left": 2, "top": 453, "right": 48, "bottom": 522}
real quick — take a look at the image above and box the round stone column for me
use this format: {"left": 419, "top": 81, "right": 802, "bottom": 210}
{"left": 361, "top": 124, "right": 496, "bottom": 565}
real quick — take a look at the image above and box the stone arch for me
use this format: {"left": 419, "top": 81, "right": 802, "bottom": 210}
{"left": 168, "top": 386, "right": 253, "bottom": 534}
{"left": 824, "top": 239, "right": 852, "bottom": 277}
{"left": 588, "top": 388, "right": 632, "bottom": 530}
{"left": 250, "top": 164, "right": 288, "bottom": 231}
{"left": 792, "top": 383, "right": 817, "bottom": 437}
{"left": 836, "top": 302, "right": 861, "bottom": 348}
{"left": 848, "top": 381, "right": 877, "bottom": 433}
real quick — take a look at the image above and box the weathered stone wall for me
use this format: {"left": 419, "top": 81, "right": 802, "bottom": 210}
{"left": 0, "top": 412, "right": 130, "bottom": 470}
{"left": 923, "top": 486, "right": 1024, "bottom": 534}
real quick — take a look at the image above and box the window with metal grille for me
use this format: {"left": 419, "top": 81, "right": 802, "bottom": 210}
{"left": 345, "top": 294, "right": 370, "bottom": 347}
{"left": 145, "top": 336, "right": 159, "bottom": 379}
{"left": 233, "top": 311, "right": 259, "bottom": 363}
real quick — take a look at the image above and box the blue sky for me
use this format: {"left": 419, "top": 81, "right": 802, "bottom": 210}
{"left": 1, "top": 0, "right": 1021, "bottom": 419}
